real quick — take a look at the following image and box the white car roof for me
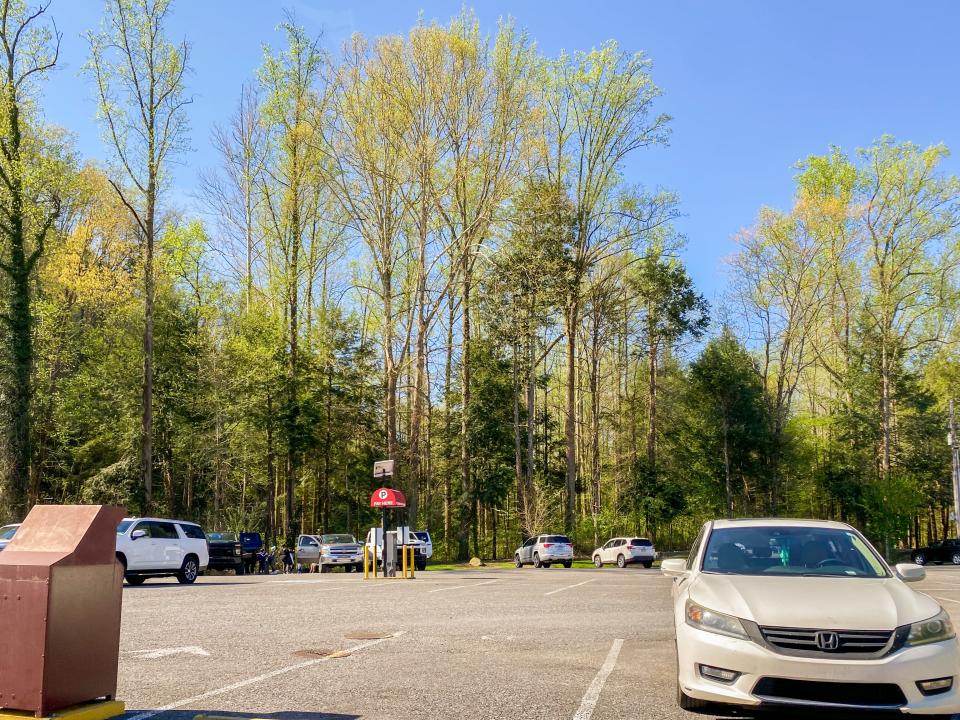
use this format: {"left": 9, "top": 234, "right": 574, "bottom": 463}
{"left": 710, "top": 518, "right": 853, "bottom": 531}
{"left": 121, "top": 517, "right": 201, "bottom": 525}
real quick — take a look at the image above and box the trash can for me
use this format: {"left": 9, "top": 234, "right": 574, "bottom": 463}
{"left": 0, "top": 504, "right": 126, "bottom": 717}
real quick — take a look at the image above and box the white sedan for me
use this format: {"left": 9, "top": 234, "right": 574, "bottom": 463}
{"left": 662, "top": 518, "right": 959, "bottom": 715}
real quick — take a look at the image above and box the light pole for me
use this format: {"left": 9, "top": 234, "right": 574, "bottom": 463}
{"left": 949, "top": 401, "right": 960, "bottom": 538}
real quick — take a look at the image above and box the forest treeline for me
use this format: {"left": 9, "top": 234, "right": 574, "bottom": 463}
{"left": 1, "top": 1, "right": 958, "bottom": 559}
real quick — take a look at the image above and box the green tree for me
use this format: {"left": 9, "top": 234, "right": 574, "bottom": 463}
{"left": 86, "top": 0, "right": 192, "bottom": 509}
{"left": 0, "top": 0, "right": 66, "bottom": 517}
{"left": 688, "top": 328, "right": 769, "bottom": 518}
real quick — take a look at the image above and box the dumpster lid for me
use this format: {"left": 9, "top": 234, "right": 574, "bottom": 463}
{"left": 0, "top": 505, "right": 126, "bottom": 567}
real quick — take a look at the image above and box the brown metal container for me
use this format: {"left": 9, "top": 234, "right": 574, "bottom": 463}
{"left": 0, "top": 504, "right": 126, "bottom": 717}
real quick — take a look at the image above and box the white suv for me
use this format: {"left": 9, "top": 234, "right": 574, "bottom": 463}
{"left": 592, "top": 537, "right": 657, "bottom": 568}
{"left": 116, "top": 517, "right": 209, "bottom": 585}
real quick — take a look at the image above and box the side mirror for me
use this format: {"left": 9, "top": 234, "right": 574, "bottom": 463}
{"left": 895, "top": 563, "right": 926, "bottom": 583}
{"left": 661, "top": 558, "right": 689, "bottom": 578}
{"left": 131, "top": 529, "right": 147, "bottom": 541}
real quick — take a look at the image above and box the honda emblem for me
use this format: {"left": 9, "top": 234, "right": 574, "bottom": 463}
{"left": 814, "top": 631, "right": 840, "bottom": 651}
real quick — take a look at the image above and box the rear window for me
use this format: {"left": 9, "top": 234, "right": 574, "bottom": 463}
{"left": 546, "top": 536, "right": 571, "bottom": 544}
{"left": 179, "top": 524, "right": 206, "bottom": 540}
{"left": 631, "top": 538, "right": 652, "bottom": 547}
{"left": 207, "top": 531, "right": 237, "bottom": 542}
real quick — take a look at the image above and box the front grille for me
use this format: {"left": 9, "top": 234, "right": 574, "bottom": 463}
{"left": 328, "top": 547, "right": 360, "bottom": 557}
{"left": 760, "top": 626, "right": 893, "bottom": 657}
{"left": 754, "top": 677, "right": 906, "bottom": 708}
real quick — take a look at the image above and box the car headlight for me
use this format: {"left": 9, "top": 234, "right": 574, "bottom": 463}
{"left": 685, "top": 600, "right": 750, "bottom": 641}
{"left": 906, "top": 609, "right": 956, "bottom": 647}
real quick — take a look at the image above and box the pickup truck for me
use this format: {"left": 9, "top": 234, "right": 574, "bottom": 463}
{"left": 207, "top": 531, "right": 263, "bottom": 574}
{"left": 296, "top": 533, "right": 363, "bottom": 573}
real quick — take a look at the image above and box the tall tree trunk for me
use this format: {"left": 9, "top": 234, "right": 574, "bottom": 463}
{"left": 512, "top": 347, "right": 525, "bottom": 533}
{"left": 443, "top": 299, "right": 454, "bottom": 559}
{"left": 142, "top": 176, "right": 155, "bottom": 510}
{"left": 458, "top": 267, "right": 472, "bottom": 561}
{"left": 722, "top": 414, "right": 733, "bottom": 519}
{"left": 266, "top": 394, "right": 276, "bottom": 545}
{"left": 564, "top": 306, "right": 579, "bottom": 532}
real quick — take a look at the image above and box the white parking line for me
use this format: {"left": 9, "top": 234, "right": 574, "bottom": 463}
{"left": 124, "top": 632, "right": 404, "bottom": 720}
{"left": 546, "top": 579, "right": 595, "bottom": 596}
{"left": 428, "top": 579, "right": 500, "bottom": 593}
{"left": 933, "top": 595, "right": 960, "bottom": 606}
{"left": 573, "top": 638, "right": 624, "bottom": 720}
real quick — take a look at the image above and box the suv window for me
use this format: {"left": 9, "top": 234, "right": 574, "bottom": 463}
{"left": 522, "top": 537, "right": 536, "bottom": 548}
{"left": 546, "top": 535, "right": 570, "bottom": 544}
{"left": 180, "top": 524, "right": 206, "bottom": 540}
{"left": 150, "top": 521, "right": 179, "bottom": 539}
{"left": 631, "top": 538, "right": 652, "bottom": 546}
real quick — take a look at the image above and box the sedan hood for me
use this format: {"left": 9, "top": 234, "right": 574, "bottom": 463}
{"left": 689, "top": 573, "right": 940, "bottom": 629}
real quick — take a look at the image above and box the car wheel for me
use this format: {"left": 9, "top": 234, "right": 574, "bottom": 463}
{"left": 643, "top": 561, "right": 653, "bottom": 569}
{"left": 953, "top": 552, "right": 960, "bottom": 566}
{"left": 125, "top": 575, "right": 146, "bottom": 586}
{"left": 177, "top": 557, "right": 200, "bottom": 584}
{"left": 678, "top": 685, "right": 713, "bottom": 713}
{"left": 533, "top": 553, "right": 542, "bottom": 568}
{"left": 416, "top": 562, "right": 426, "bottom": 571}
{"left": 543, "top": 562, "right": 552, "bottom": 568}
{"left": 515, "top": 554, "right": 523, "bottom": 568}
{"left": 913, "top": 552, "right": 926, "bottom": 566}
{"left": 617, "top": 554, "right": 626, "bottom": 569}
{"left": 563, "top": 561, "right": 572, "bottom": 568}
{"left": 593, "top": 555, "right": 602, "bottom": 568}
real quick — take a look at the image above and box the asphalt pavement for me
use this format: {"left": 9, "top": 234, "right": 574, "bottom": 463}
{"left": 114, "top": 564, "right": 960, "bottom": 720}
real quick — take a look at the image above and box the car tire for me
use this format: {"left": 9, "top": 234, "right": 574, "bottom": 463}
{"left": 643, "top": 561, "right": 653, "bottom": 569}
{"left": 953, "top": 552, "right": 960, "bottom": 566}
{"left": 515, "top": 554, "right": 523, "bottom": 568}
{"left": 177, "top": 557, "right": 200, "bottom": 584}
{"left": 125, "top": 575, "right": 146, "bottom": 586}
{"left": 913, "top": 552, "right": 926, "bottom": 566}
{"left": 678, "top": 686, "right": 713, "bottom": 713}
{"left": 593, "top": 555, "right": 602, "bottom": 568}
{"left": 415, "top": 561, "right": 426, "bottom": 572}
{"left": 533, "top": 553, "right": 542, "bottom": 568}
{"left": 543, "top": 562, "right": 552, "bottom": 568}
{"left": 617, "top": 554, "right": 626, "bottom": 569}
{"left": 563, "top": 561, "right": 572, "bottom": 568}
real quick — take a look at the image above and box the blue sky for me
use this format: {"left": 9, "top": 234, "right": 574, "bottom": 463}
{"left": 40, "top": 1, "right": 960, "bottom": 304}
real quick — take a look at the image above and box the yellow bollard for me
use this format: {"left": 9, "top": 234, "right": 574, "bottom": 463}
{"left": 401, "top": 542, "right": 407, "bottom": 578}
{"left": 409, "top": 544, "right": 415, "bottom": 579}
{"left": 363, "top": 545, "right": 369, "bottom": 580}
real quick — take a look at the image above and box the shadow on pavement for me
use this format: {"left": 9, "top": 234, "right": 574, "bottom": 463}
{"left": 123, "top": 712, "right": 359, "bottom": 720}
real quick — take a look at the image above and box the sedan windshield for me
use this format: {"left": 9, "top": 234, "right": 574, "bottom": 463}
{"left": 702, "top": 526, "right": 888, "bottom": 578}
{"left": 321, "top": 534, "right": 356, "bottom": 544}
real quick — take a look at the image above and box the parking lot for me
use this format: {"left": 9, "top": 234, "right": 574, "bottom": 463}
{"left": 115, "top": 565, "right": 960, "bottom": 720}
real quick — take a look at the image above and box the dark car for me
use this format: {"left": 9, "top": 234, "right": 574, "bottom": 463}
{"left": 911, "top": 538, "right": 960, "bottom": 566}
{"left": 206, "top": 531, "right": 263, "bottom": 574}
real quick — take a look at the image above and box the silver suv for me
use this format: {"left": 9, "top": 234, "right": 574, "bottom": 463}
{"left": 515, "top": 534, "right": 574, "bottom": 568}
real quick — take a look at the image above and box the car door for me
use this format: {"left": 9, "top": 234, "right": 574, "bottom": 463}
{"left": 298, "top": 535, "right": 320, "bottom": 566}
{"left": 128, "top": 521, "right": 161, "bottom": 569}
{"left": 520, "top": 537, "right": 536, "bottom": 563}
{"left": 152, "top": 521, "right": 182, "bottom": 568}
{"left": 600, "top": 540, "right": 614, "bottom": 563}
